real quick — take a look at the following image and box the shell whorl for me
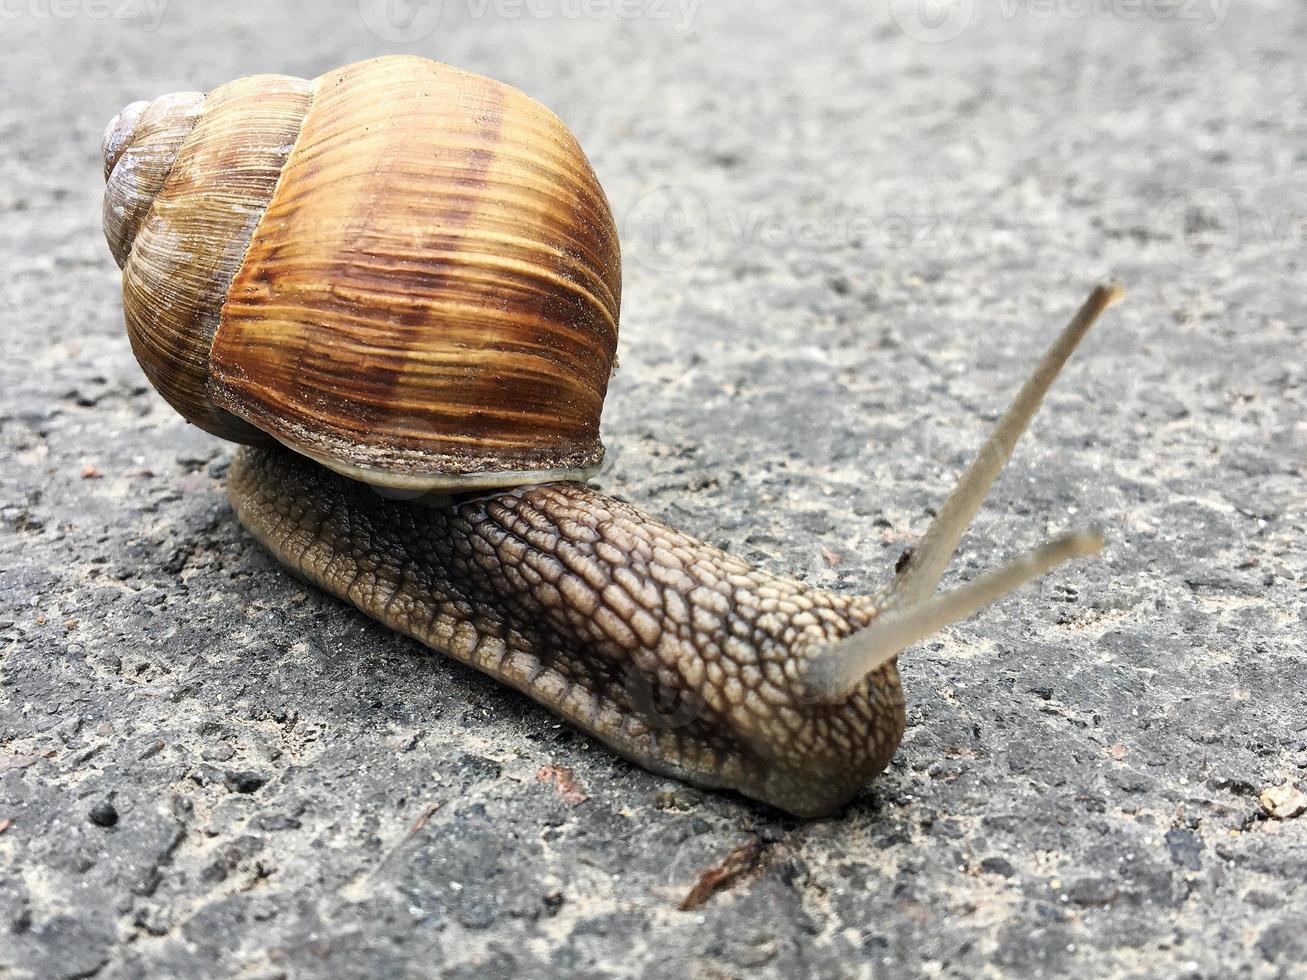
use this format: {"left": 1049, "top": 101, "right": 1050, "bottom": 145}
{"left": 101, "top": 92, "right": 206, "bottom": 269}
{"left": 102, "top": 76, "right": 314, "bottom": 445}
{"left": 101, "top": 100, "right": 148, "bottom": 180}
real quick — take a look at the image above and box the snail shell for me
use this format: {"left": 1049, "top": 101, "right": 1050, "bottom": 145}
{"left": 103, "top": 55, "right": 622, "bottom": 491}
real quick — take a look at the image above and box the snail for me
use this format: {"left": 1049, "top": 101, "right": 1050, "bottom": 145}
{"left": 101, "top": 55, "right": 1122, "bottom": 818}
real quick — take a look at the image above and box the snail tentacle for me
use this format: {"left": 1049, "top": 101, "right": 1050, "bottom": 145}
{"left": 801, "top": 285, "right": 1124, "bottom": 700}
{"left": 803, "top": 528, "right": 1105, "bottom": 701}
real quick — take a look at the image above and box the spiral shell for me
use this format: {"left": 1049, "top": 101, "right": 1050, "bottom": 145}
{"left": 102, "top": 56, "right": 622, "bottom": 490}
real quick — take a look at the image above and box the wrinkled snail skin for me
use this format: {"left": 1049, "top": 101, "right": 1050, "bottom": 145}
{"left": 104, "top": 55, "right": 1118, "bottom": 818}
{"left": 228, "top": 446, "right": 905, "bottom": 818}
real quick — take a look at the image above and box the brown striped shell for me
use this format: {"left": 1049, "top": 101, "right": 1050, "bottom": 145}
{"left": 102, "top": 56, "right": 622, "bottom": 491}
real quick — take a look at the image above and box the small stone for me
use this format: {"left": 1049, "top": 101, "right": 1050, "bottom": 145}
{"left": 654, "top": 787, "right": 700, "bottom": 811}
{"left": 456, "top": 897, "right": 498, "bottom": 929}
{"left": 253, "top": 810, "right": 302, "bottom": 832}
{"left": 1064, "top": 876, "right": 1119, "bottom": 907}
{"left": 1245, "top": 889, "right": 1282, "bottom": 910}
{"left": 88, "top": 800, "right": 118, "bottom": 828}
{"left": 1164, "top": 828, "right": 1203, "bottom": 871}
{"left": 535, "top": 765, "right": 588, "bottom": 805}
{"left": 542, "top": 891, "right": 565, "bottom": 917}
{"left": 1257, "top": 921, "right": 1307, "bottom": 965}
{"left": 224, "top": 771, "right": 268, "bottom": 794}
{"left": 1259, "top": 783, "right": 1307, "bottom": 820}
{"left": 980, "top": 856, "right": 1016, "bottom": 878}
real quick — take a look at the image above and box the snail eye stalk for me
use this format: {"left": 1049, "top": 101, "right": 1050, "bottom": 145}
{"left": 803, "top": 284, "right": 1124, "bottom": 702}
{"left": 804, "top": 529, "right": 1105, "bottom": 700}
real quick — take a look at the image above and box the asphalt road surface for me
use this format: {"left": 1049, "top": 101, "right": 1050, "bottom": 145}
{"left": 1, "top": 1, "right": 1304, "bottom": 976}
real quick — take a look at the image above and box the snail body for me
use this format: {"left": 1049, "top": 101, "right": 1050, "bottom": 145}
{"left": 103, "top": 55, "right": 1118, "bottom": 817}
{"left": 228, "top": 448, "right": 903, "bottom": 816}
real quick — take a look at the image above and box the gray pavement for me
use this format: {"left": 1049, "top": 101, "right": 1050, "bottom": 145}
{"left": 1, "top": 1, "right": 1304, "bottom": 976}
